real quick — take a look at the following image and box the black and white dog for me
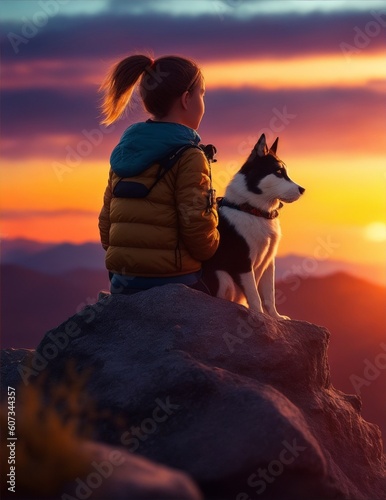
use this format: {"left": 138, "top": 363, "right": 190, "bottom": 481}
{"left": 203, "top": 133, "right": 305, "bottom": 320}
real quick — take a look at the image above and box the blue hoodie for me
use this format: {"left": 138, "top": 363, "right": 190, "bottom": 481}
{"left": 110, "top": 120, "right": 201, "bottom": 177}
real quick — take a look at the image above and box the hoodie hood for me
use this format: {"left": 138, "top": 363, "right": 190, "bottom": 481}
{"left": 110, "top": 120, "right": 201, "bottom": 177}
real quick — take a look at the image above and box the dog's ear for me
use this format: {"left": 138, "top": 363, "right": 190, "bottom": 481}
{"left": 254, "top": 134, "right": 269, "bottom": 157}
{"left": 270, "top": 137, "right": 279, "bottom": 154}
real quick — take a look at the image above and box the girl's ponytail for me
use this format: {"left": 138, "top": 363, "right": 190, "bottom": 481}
{"left": 100, "top": 55, "right": 152, "bottom": 126}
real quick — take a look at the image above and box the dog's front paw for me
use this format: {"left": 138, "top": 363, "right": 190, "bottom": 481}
{"left": 270, "top": 312, "right": 291, "bottom": 321}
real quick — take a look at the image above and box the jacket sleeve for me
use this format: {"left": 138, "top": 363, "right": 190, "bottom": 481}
{"left": 175, "top": 149, "right": 220, "bottom": 261}
{"left": 98, "top": 170, "right": 113, "bottom": 251}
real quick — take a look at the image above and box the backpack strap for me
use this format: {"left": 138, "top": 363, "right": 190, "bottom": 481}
{"left": 154, "top": 144, "right": 202, "bottom": 187}
{"left": 113, "top": 144, "right": 203, "bottom": 199}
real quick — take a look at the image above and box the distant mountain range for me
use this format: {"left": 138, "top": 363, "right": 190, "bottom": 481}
{"left": 1, "top": 238, "right": 385, "bottom": 437}
{"left": 276, "top": 272, "right": 386, "bottom": 439}
{"left": 1, "top": 238, "right": 105, "bottom": 274}
{"left": 1, "top": 237, "right": 385, "bottom": 285}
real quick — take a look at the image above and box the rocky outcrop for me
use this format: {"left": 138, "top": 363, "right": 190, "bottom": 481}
{"left": 2, "top": 285, "right": 385, "bottom": 499}
{"left": 61, "top": 440, "right": 202, "bottom": 500}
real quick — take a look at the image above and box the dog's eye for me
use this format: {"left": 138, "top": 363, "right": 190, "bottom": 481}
{"left": 275, "top": 169, "right": 284, "bottom": 177}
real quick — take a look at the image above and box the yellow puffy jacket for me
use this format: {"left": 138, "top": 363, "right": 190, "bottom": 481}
{"left": 98, "top": 147, "right": 219, "bottom": 278}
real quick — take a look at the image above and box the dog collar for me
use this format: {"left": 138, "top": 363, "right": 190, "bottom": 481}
{"left": 217, "top": 198, "right": 283, "bottom": 220}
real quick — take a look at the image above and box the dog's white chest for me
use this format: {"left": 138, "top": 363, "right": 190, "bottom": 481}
{"left": 222, "top": 207, "right": 281, "bottom": 266}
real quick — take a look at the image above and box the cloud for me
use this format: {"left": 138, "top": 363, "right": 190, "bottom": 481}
{"left": 200, "top": 86, "right": 386, "bottom": 157}
{"left": 1, "top": 85, "right": 385, "bottom": 160}
{"left": 1, "top": 8, "right": 385, "bottom": 161}
{"left": 1, "top": 10, "right": 385, "bottom": 63}
{"left": 2, "top": 0, "right": 384, "bottom": 22}
{"left": 0, "top": 88, "right": 102, "bottom": 137}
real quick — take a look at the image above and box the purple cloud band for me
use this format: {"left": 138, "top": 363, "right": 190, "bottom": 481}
{"left": 1, "top": 10, "right": 385, "bottom": 61}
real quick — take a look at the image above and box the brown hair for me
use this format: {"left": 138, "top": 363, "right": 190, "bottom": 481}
{"left": 99, "top": 55, "right": 203, "bottom": 125}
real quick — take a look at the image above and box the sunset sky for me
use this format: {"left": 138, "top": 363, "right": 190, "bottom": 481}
{"left": 1, "top": 0, "right": 385, "bottom": 281}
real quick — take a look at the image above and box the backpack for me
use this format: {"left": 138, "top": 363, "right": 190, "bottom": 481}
{"left": 113, "top": 143, "right": 216, "bottom": 199}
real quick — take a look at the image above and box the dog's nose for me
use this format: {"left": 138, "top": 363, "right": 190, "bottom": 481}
{"left": 298, "top": 186, "right": 305, "bottom": 195}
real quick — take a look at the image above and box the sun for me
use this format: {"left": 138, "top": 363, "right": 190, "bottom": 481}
{"left": 364, "top": 222, "right": 386, "bottom": 242}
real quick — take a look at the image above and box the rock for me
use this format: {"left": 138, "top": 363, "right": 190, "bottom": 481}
{"left": 61, "top": 440, "right": 202, "bottom": 500}
{"left": 1, "top": 348, "right": 34, "bottom": 389}
{"left": 3, "top": 285, "right": 386, "bottom": 500}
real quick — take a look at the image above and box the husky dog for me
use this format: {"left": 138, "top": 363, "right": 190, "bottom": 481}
{"left": 202, "top": 133, "right": 305, "bottom": 320}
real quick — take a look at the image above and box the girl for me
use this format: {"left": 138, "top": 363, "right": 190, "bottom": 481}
{"left": 98, "top": 55, "right": 220, "bottom": 294}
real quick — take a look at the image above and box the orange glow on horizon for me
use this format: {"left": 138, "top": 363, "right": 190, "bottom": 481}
{"left": 202, "top": 53, "right": 385, "bottom": 89}
{"left": 3, "top": 52, "right": 385, "bottom": 91}
{"left": 1, "top": 213, "right": 100, "bottom": 244}
{"left": 1, "top": 155, "right": 385, "bottom": 271}
{"left": 1, "top": 160, "right": 108, "bottom": 212}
